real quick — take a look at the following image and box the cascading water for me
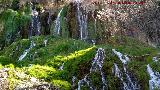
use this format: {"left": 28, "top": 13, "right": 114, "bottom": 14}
{"left": 21, "top": 5, "right": 39, "bottom": 60}
{"left": 91, "top": 40, "right": 96, "bottom": 45}
{"left": 59, "top": 63, "right": 64, "bottom": 70}
{"left": 54, "top": 8, "right": 64, "bottom": 35}
{"left": 113, "top": 63, "right": 129, "bottom": 90}
{"left": 147, "top": 64, "right": 160, "bottom": 90}
{"left": 29, "top": 3, "right": 41, "bottom": 38}
{"left": 152, "top": 57, "right": 158, "bottom": 62}
{"left": 112, "top": 49, "right": 130, "bottom": 64}
{"left": 147, "top": 57, "right": 160, "bottom": 90}
{"left": 78, "top": 75, "right": 94, "bottom": 90}
{"left": 77, "top": 48, "right": 107, "bottom": 90}
{"left": 112, "top": 49, "right": 140, "bottom": 90}
{"left": 90, "top": 48, "right": 107, "bottom": 89}
{"left": 32, "top": 9, "right": 41, "bottom": 35}
{"left": 75, "top": 0, "right": 88, "bottom": 40}
{"left": 18, "top": 41, "right": 36, "bottom": 61}
{"left": 44, "top": 39, "right": 48, "bottom": 47}
{"left": 47, "top": 11, "right": 51, "bottom": 25}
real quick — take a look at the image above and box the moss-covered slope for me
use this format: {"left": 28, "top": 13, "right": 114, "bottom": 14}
{"left": 0, "top": 35, "right": 159, "bottom": 90}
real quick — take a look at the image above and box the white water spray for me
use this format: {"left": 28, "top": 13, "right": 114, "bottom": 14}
{"left": 112, "top": 49, "right": 129, "bottom": 64}
{"left": 112, "top": 49, "right": 140, "bottom": 90}
{"left": 76, "top": 0, "right": 88, "bottom": 40}
{"left": 77, "top": 48, "right": 107, "bottom": 90}
{"left": 54, "top": 8, "right": 64, "bottom": 35}
{"left": 152, "top": 57, "right": 158, "bottom": 62}
{"left": 30, "top": 8, "right": 41, "bottom": 36}
{"left": 44, "top": 39, "right": 48, "bottom": 47}
{"left": 18, "top": 41, "right": 36, "bottom": 61}
{"left": 59, "top": 63, "right": 64, "bottom": 70}
{"left": 147, "top": 64, "right": 160, "bottom": 90}
{"left": 113, "top": 63, "right": 130, "bottom": 90}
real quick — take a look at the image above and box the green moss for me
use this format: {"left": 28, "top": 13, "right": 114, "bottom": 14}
{"left": 61, "top": 5, "right": 69, "bottom": 38}
{"left": 0, "top": 35, "right": 159, "bottom": 90}
{"left": 128, "top": 60, "right": 149, "bottom": 90}
{"left": 0, "top": 9, "right": 31, "bottom": 45}
{"left": 52, "top": 80, "right": 71, "bottom": 90}
{"left": 150, "top": 61, "right": 160, "bottom": 73}
{"left": 104, "top": 36, "right": 158, "bottom": 56}
{"left": 5, "top": 64, "right": 17, "bottom": 89}
{"left": 0, "top": 56, "right": 13, "bottom": 65}
{"left": 96, "top": 36, "right": 158, "bottom": 90}
{"left": 15, "top": 36, "right": 93, "bottom": 66}
{"left": 0, "top": 36, "right": 96, "bottom": 89}
{"left": 107, "top": 76, "right": 120, "bottom": 90}
{"left": 62, "top": 47, "right": 96, "bottom": 81}
{"left": 90, "top": 72, "right": 102, "bottom": 89}
{"left": 27, "top": 65, "right": 56, "bottom": 79}
{"left": 0, "top": 64, "right": 2, "bottom": 69}
{"left": 126, "top": 54, "right": 156, "bottom": 90}
{"left": 2, "top": 39, "right": 30, "bottom": 62}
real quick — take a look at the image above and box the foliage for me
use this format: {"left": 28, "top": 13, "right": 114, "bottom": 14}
{"left": 0, "top": 31, "right": 159, "bottom": 90}
{"left": 0, "top": 4, "right": 31, "bottom": 46}
{"left": 11, "top": 0, "right": 20, "bottom": 10}
{"left": 52, "top": 80, "right": 71, "bottom": 90}
{"left": 27, "top": 65, "right": 56, "bottom": 79}
{"left": 0, "top": 36, "right": 96, "bottom": 89}
{"left": 0, "top": 0, "right": 159, "bottom": 89}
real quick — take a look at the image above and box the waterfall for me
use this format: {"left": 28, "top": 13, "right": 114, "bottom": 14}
{"left": 78, "top": 75, "right": 94, "bottom": 90}
{"left": 152, "top": 57, "right": 158, "bottom": 62}
{"left": 18, "top": 41, "right": 36, "bottom": 61}
{"left": 91, "top": 40, "right": 96, "bottom": 45}
{"left": 75, "top": 0, "right": 88, "bottom": 40}
{"left": 113, "top": 63, "right": 130, "bottom": 90}
{"left": 29, "top": 3, "right": 41, "bottom": 38}
{"left": 147, "top": 64, "right": 160, "bottom": 90}
{"left": 19, "top": 3, "right": 39, "bottom": 61}
{"left": 77, "top": 48, "right": 107, "bottom": 90}
{"left": 54, "top": 8, "right": 64, "bottom": 35}
{"left": 112, "top": 49, "right": 140, "bottom": 90}
{"left": 90, "top": 48, "right": 107, "bottom": 89}
{"left": 47, "top": 11, "right": 51, "bottom": 25}
{"left": 112, "top": 49, "right": 130, "bottom": 64}
{"left": 44, "top": 39, "right": 48, "bottom": 47}
{"left": 146, "top": 56, "right": 160, "bottom": 90}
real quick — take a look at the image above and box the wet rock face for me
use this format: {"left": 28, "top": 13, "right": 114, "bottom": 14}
{"left": 66, "top": 2, "right": 79, "bottom": 38}
{"left": 66, "top": 2, "right": 96, "bottom": 39}
{"left": 40, "top": 10, "right": 53, "bottom": 35}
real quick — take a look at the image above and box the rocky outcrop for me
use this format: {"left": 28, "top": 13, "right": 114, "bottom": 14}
{"left": 0, "top": 68, "right": 9, "bottom": 90}
{"left": 0, "top": 68, "right": 56, "bottom": 90}
{"left": 14, "top": 77, "right": 54, "bottom": 90}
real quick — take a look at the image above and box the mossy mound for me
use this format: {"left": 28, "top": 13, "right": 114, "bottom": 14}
{"left": 0, "top": 35, "right": 159, "bottom": 90}
{"left": 0, "top": 35, "right": 96, "bottom": 89}
{"left": 96, "top": 36, "right": 159, "bottom": 90}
